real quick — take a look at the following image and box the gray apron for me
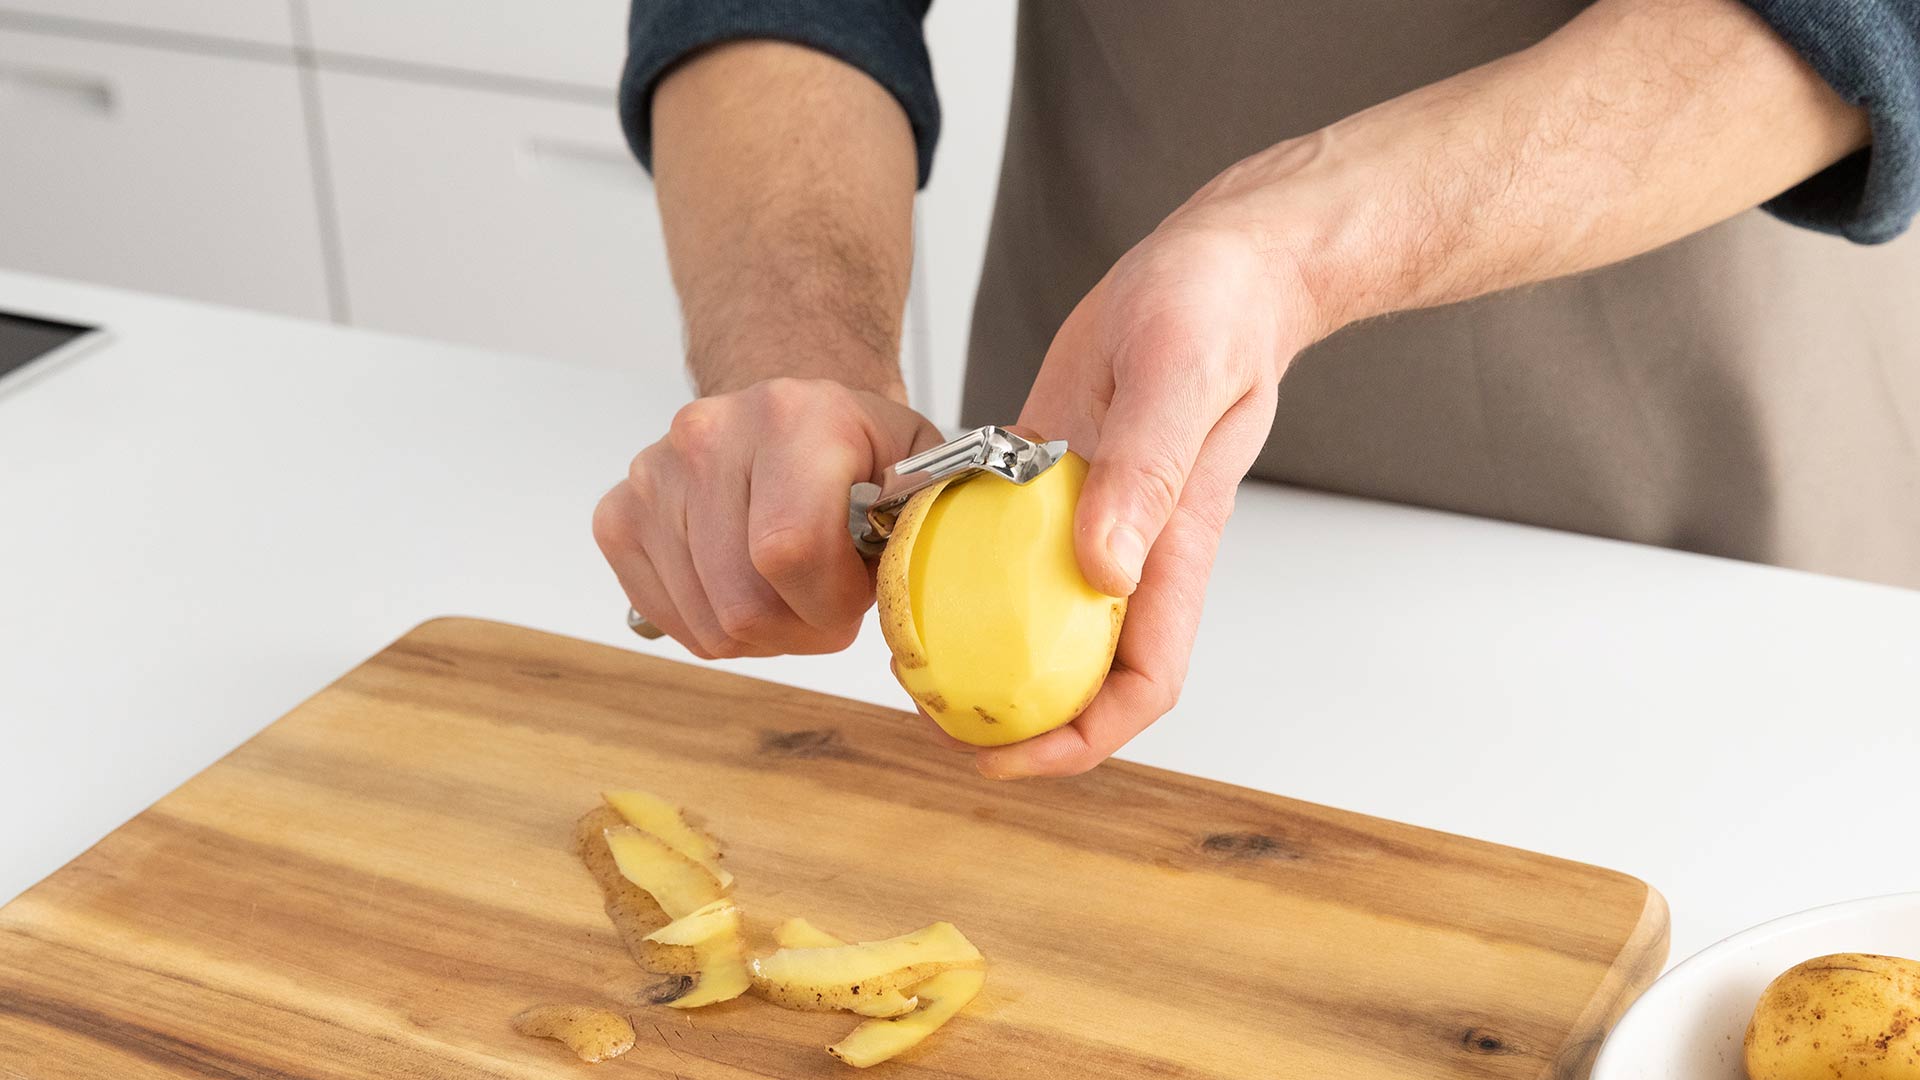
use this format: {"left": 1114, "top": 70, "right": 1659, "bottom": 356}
{"left": 961, "top": 0, "right": 1920, "bottom": 589}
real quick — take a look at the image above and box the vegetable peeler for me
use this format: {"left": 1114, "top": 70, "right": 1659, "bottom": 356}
{"left": 626, "top": 425, "right": 1068, "bottom": 640}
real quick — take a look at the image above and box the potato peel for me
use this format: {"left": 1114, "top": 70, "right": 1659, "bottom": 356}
{"left": 750, "top": 922, "right": 981, "bottom": 1017}
{"left": 603, "top": 825, "right": 728, "bottom": 919}
{"left": 512, "top": 1003, "right": 636, "bottom": 1063}
{"left": 602, "top": 790, "right": 733, "bottom": 889}
{"left": 571, "top": 794, "right": 988, "bottom": 1068}
{"left": 829, "top": 969, "right": 985, "bottom": 1068}
{"left": 641, "top": 898, "right": 751, "bottom": 1009}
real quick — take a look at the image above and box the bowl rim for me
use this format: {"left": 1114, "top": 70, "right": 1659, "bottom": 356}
{"left": 1593, "top": 891, "right": 1920, "bottom": 1075}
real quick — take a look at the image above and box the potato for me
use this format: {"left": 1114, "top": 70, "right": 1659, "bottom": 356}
{"left": 751, "top": 921, "right": 982, "bottom": 1018}
{"left": 876, "top": 452, "right": 1126, "bottom": 746}
{"left": 1745, "top": 953, "right": 1920, "bottom": 1079}
{"left": 642, "top": 898, "right": 750, "bottom": 1009}
{"left": 601, "top": 789, "right": 732, "bottom": 888}
{"left": 512, "top": 1003, "right": 636, "bottom": 1063}
{"left": 603, "top": 825, "right": 728, "bottom": 919}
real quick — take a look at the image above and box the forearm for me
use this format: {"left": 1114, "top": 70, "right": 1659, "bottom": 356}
{"left": 651, "top": 41, "right": 918, "bottom": 400}
{"left": 1191, "top": 0, "right": 1871, "bottom": 338}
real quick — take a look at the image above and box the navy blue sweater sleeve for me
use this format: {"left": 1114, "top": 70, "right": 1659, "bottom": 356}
{"left": 620, "top": 0, "right": 940, "bottom": 187}
{"left": 1740, "top": 0, "right": 1920, "bottom": 243}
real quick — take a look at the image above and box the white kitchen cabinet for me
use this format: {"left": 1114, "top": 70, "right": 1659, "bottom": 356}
{"left": 0, "top": 0, "right": 295, "bottom": 48}
{"left": 0, "top": 27, "right": 332, "bottom": 318}
{"left": 315, "top": 68, "right": 683, "bottom": 375}
{"left": 304, "top": 0, "right": 627, "bottom": 91}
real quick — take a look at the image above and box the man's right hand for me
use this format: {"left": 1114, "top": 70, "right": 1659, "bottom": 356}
{"left": 593, "top": 378, "right": 942, "bottom": 660}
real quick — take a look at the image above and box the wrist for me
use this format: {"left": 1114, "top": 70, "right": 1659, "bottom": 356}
{"left": 1176, "top": 124, "right": 1443, "bottom": 343}
{"left": 689, "top": 336, "right": 908, "bottom": 404}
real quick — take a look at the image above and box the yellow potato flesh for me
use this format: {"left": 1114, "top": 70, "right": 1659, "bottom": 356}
{"left": 828, "top": 970, "right": 986, "bottom": 1068}
{"left": 603, "top": 825, "right": 727, "bottom": 919}
{"left": 751, "top": 922, "right": 981, "bottom": 1017}
{"left": 1745, "top": 952, "right": 1920, "bottom": 1080}
{"left": 878, "top": 451, "right": 1124, "bottom": 746}
{"left": 602, "top": 789, "right": 733, "bottom": 888}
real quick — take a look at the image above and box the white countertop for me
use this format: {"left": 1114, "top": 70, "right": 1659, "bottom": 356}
{"left": 2, "top": 269, "right": 1915, "bottom": 969}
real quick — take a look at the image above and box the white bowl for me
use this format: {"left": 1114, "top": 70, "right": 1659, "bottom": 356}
{"left": 1593, "top": 893, "right": 1920, "bottom": 1079}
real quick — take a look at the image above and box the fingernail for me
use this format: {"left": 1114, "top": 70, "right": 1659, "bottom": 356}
{"left": 1106, "top": 524, "right": 1147, "bottom": 587}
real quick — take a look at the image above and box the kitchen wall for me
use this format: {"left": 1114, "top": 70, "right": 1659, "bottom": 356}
{"left": 0, "top": 0, "right": 1018, "bottom": 427}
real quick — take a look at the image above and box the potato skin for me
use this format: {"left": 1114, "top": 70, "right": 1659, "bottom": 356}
{"left": 1744, "top": 953, "right": 1920, "bottom": 1079}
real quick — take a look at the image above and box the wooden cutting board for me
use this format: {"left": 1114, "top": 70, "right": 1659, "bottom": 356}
{"left": 0, "top": 617, "right": 1666, "bottom": 1079}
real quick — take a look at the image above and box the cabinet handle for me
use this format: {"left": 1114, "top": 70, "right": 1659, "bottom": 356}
{"left": 0, "top": 66, "right": 114, "bottom": 114}
{"left": 518, "top": 137, "right": 648, "bottom": 188}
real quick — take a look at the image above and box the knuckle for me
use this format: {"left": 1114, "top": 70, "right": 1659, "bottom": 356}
{"left": 590, "top": 492, "right": 630, "bottom": 554}
{"left": 711, "top": 596, "right": 783, "bottom": 644}
{"left": 699, "top": 634, "right": 745, "bottom": 660}
{"left": 1131, "top": 453, "right": 1187, "bottom": 522}
{"left": 752, "top": 377, "right": 825, "bottom": 426}
{"left": 667, "top": 399, "right": 726, "bottom": 456}
{"left": 624, "top": 451, "right": 661, "bottom": 499}
{"left": 747, "top": 524, "right": 817, "bottom": 583}
{"left": 1146, "top": 674, "right": 1184, "bottom": 718}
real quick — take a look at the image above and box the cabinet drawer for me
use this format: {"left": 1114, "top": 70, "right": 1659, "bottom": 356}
{"left": 306, "top": 0, "right": 627, "bottom": 91}
{"left": 317, "top": 69, "right": 680, "bottom": 373}
{"left": 0, "top": 0, "right": 295, "bottom": 49}
{"left": 0, "top": 28, "right": 331, "bottom": 318}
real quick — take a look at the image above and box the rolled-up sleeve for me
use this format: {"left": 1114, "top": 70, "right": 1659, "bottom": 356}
{"left": 1740, "top": 0, "right": 1920, "bottom": 243}
{"left": 620, "top": 0, "right": 941, "bottom": 187}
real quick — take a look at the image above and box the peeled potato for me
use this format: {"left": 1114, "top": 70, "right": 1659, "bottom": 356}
{"left": 1745, "top": 952, "right": 1920, "bottom": 1079}
{"left": 877, "top": 451, "right": 1125, "bottom": 746}
{"left": 751, "top": 922, "right": 982, "bottom": 1017}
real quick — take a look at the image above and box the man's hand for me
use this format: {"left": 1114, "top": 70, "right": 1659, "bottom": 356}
{"left": 973, "top": 225, "right": 1321, "bottom": 779}
{"left": 975, "top": 0, "right": 1866, "bottom": 778}
{"left": 595, "top": 379, "right": 940, "bottom": 659}
{"left": 597, "top": 43, "right": 927, "bottom": 659}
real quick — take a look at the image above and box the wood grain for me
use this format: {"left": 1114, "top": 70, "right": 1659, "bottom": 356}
{"left": 0, "top": 617, "right": 1667, "bottom": 1079}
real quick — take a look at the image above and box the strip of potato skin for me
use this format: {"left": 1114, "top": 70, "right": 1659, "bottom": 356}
{"left": 601, "top": 789, "right": 734, "bottom": 888}
{"left": 751, "top": 924, "right": 982, "bottom": 1017}
{"left": 602, "top": 825, "right": 729, "bottom": 919}
{"left": 768, "top": 920, "right": 987, "bottom": 1067}
{"left": 642, "top": 899, "right": 748, "bottom": 992}
{"left": 829, "top": 970, "right": 986, "bottom": 1068}
{"left": 774, "top": 917, "right": 851, "bottom": 950}
{"left": 512, "top": 1003, "right": 637, "bottom": 1063}
{"left": 573, "top": 805, "right": 671, "bottom": 967}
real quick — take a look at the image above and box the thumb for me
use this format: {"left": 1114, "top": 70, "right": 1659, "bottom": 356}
{"left": 1068, "top": 371, "right": 1222, "bottom": 598}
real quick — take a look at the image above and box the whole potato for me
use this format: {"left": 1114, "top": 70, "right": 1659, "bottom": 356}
{"left": 1745, "top": 953, "right": 1920, "bottom": 1079}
